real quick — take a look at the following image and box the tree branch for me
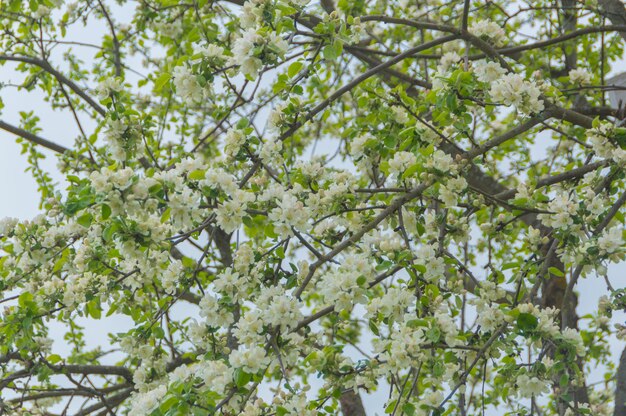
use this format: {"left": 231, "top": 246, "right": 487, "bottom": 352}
{"left": 0, "top": 54, "right": 106, "bottom": 116}
{"left": 0, "top": 119, "right": 71, "bottom": 154}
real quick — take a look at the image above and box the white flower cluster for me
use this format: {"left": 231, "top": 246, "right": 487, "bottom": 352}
{"left": 268, "top": 191, "right": 310, "bottom": 238}
{"left": 374, "top": 320, "right": 427, "bottom": 373}
{"left": 153, "top": 19, "right": 182, "bottom": 38}
{"left": 473, "top": 300, "right": 507, "bottom": 332}
{"left": 0, "top": 217, "right": 18, "bottom": 236}
{"left": 469, "top": 20, "right": 506, "bottom": 47}
{"left": 489, "top": 73, "right": 544, "bottom": 115}
{"left": 200, "top": 294, "right": 234, "bottom": 327}
{"left": 172, "top": 65, "right": 204, "bottom": 105}
{"left": 424, "top": 149, "right": 456, "bottom": 174}
{"left": 351, "top": 133, "right": 372, "bottom": 159}
{"left": 128, "top": 384, "right": 167, "bottom": 415}
{"left": 318, "top": 253, "right": 374, "bottom": 311}
{"left": 257, "top": 286, "right": 304, "bottom": 330}
{"left": 388, "top": 151, "right": 417, "bottom": 179}
{"left": 259, "top": 136, "right": 284, "bottom": 164}
{"left": 515, "top": 373, "right": 549, "bottom": 398}
{"left": 473, "top": 59, "right": 506, "bottom": 83}
{"left": 240, "top": 0, "right": 273, "bottom": 29}
{"left": 597, "top": 226, "right": 623, "bottom": 257}
{"left": 129, "top": 360, "right": 228, "bottom": 415}
{"left": 102, "top": 116, "right": 145, "bottom": 162}
{"left": 198, "top": 360, "right": 232, "bottom": 394}
{"left": 95, "top": 77, "right": 123, "bottom": 100}
{"left": 539, "top": 191, "right": 577, "bottom": 230}
{"left": 391, "top": 105, "right": 410, "bottom": 124}
{"left": 223, "top": 128, "right": 247, "bottom": 159}
{"left": 437, "top": 51, "right": 461, "bottom": 73}
{"left": 517, "top": 303, "right": 561, "bottom": 338}
{"left": 569, "top": 68, "right": 591, "bottom": 85}
{"left": 33, "top": 5, "right": 51, "bottom": 18}
{"left": 414, "top": 243, "right": 445, "bottom": 281}
{"left": 586, "top": 122, "right": 626, "bottom": 164}
{"left": 229, "top": 345, "right": 269, "bottom": 374}
{"left": 367, "top": 287, "right": 414, "bottom": 322}
{"left": 195, "top": 44, "right": 226, "bottom": 61}
{"left": 439, "top": 176, "right": 467, "bottom": 206}
{"left": 230, "top": 29, "right": 288, "bottom": 79}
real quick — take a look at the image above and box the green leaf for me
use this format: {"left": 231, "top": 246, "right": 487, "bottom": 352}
{"left": 188, "top": 170, "right": 205, "bottom": 180}
{"left": 161, "top": 207, "right": 171, "bottom": 223}
{"left": 369, "top": 320, "right": 380, "bottom": 336}
{"left": 265, "top": 224, "right": 278, "bottom": 239}
{"left": 613, "top": 127, "right": 626, "bottom": 149}
{"left": 288, "top": 61, "right": 304, "bottom": 78}
{"left": 323, "top": 42, "right": 343, "bottom": 61}
{"left": 234, "top": 368, "right": 251, "bottom": 387}
{"left": 517, "top": 312, "right": 538, "bottom": 332}
{"left": 101, "top": 204, "right": 111, "bottom": 220}
{"left": 47, "top": 354, "right": 62, "bottom": 364}
{"left": 426, "top": 326, "right": 441, "bottom": 343}
{"left": 18, "top": 292, "right": 33, "bottom": 308}
{"left": 76, "top": 213, "right": 93, "bottom": 228}
{"left": 154, "top": 72, "right": 172, "bottom": 93}
{"left": 106, "top": 302, "right": 119, "bottom": 317}
{"left": 402, "top": 163, "right": 420, "bottom": 179}
{"left": 591, "top": 116, "right": 601, "bottom": 129}
{"left": 86, "top": 300, "right": 101, "bottom": 319}
{"left": 548, "top": 267, "right": 564, "bottom": 277}
{"left": 502, "top": 262, "right": 519, "bottom": 270}
{"left": 159, "top": 395, "right": 178, "bottom": 412}
{"left": 402, "top": 402, "right": 416, "bottom": 416}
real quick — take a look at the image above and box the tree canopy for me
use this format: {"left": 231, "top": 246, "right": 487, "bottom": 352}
{"left": 1, "top": 0, "right": 626, "bottom": 415}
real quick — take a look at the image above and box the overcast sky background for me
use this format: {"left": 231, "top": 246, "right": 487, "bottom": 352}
{"left": 1, "top": 2, "right": 626, "bottom": 414}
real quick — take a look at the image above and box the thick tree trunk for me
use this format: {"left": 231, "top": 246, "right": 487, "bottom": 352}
{"left": 339, "top": 390, "right": 367, "bottom": 416}
{"left": 598, "top": 0, "right": 626, "bottom": 41}
{"left": 615, "top": 347, "right": 626, "bottom": 416}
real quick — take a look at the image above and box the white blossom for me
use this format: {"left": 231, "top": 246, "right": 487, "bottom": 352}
{"left": 95, "top": 77, "right": 123, "bottom": 100}
{"left": 469, "top": 20, "right": 506, "bottom": 46}
{"left": 229, "top": 346, "right": 269, "bottom": 374}
{"left": 172, "top": 65, "right": 203, "bottom": 104}
{"left": 437, "top": 51, "right": 461, "bottom": 72}
{"left": 489, "top": 73, "right": 544, "bottom": 115}
{"left": 388, "top": 151, "right": 417, "bottom": 178}
{"left": 569, "top": 68, "right": 591, "bottom": 85}
{"left": 516, "top": 374, "right": 548, "bottom": 398}
{"left": 473, "top": 59, "right": 506, "bottom": 83}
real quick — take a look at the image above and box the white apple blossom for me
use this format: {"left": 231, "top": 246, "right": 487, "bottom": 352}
{"left": 388, "top": 151, "right": 417, "bottom": 178}
{"left": 489, "top": 73, "right": 544, "bottom": 114}
{"left": 391, "top": 105, "right": 410, "bottom": 124}
{"left": 172, "top": 65, "right": 203, "bottom": 104}
{"left": 598, "top": 226, "right": 623, "bottom": 255}
{"left": 473, "top": 59, "right": 507, "bottom": 83}
{"left": 230, "top": 29, "right": 288, "bottom": 79}
{"left": 469, "top": 20, "right": 506, "bottom": 46}
{"left": 223, "top": 128, "right": 247, "bottom": 158}
{"left": 229, "top": 346, "right": 270, "bottom": 374}
{"left": 128, "top": 384, "right": 167, "bottom": 415}
{"left": 437, "top": 51, "right": 461, "bottom": 72}
{"left": 516, "top": 374, "right": 549, "bottom": 398}
{"left": 95, "top": 77, "right": 123, "bottom": 100}
{"left": 569, "top": 68, "right": 591, "bottom": 85}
